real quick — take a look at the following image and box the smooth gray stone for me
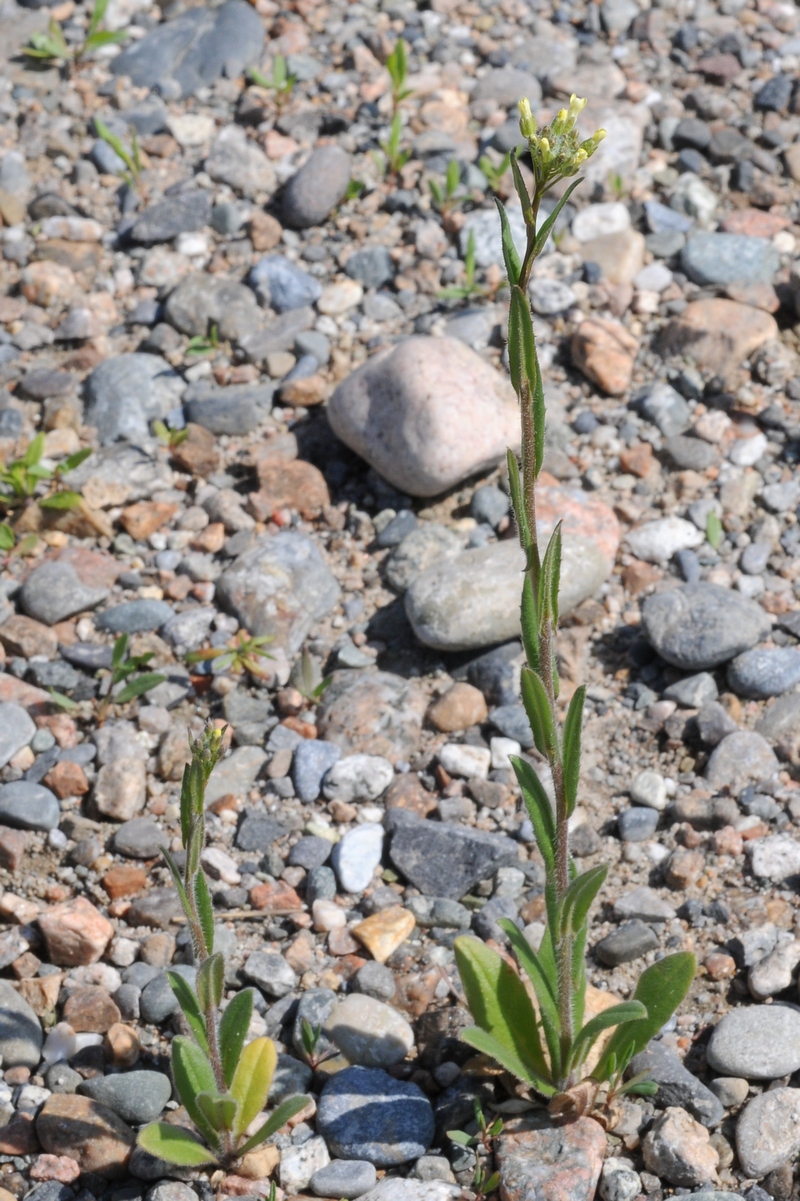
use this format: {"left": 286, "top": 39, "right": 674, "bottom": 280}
{"left": 96, "top": 600, "right": 174, "bottom": 634}
{"left": 20, "top": 560, "right": 109, "bottom": 625}
{"left": 84, "top": 353, "right": 185, "bottom": 445}
{"left": 0, "top": 782, "right": 60, "bottom": 831}
{"left": 642, "top": 583, "right": 770, "bottom": 670}
{"left": 387, "top": 811, "right": 517, "bottom": 899}
{"left": 629, "top": 1041, "right": 724, "bottom": 1127}
{"left": 78, "top": 1070, "right": 173, "bottom": 1124}
{"left": 129, "top": 191, "right": 211, "bottom": 245}
{"left": 736, "top": 1087, "right": 800, "bottom": 1178}
{"left": 727, "top": 647, "right": 800, "bottom": 699}
{"left": 283, "top": 146, "right": 351, "bottom": 229}
{"left": 595, "top": 919, "right": 659, "bottom": 965}
{"left": 0, "top": 702, "right": 35, "bottom": 769}
{"left": 706, "top": 1005, "right": 800, "bottom": 1079}
{"left": 0, "top": 978, "right": 42, "bottom": 1068}
{"left": 310, "top": 1160, "right": 377, "bottom": 1199}
{"left": 681, "top": 233, "right": 780, "bottom": 286}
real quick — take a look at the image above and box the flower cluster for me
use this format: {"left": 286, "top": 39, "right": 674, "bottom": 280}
{"left": 518, "top": 94, "right": 606, "bottom": 190}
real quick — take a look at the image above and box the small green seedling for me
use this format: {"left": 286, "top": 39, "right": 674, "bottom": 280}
{"left": 95, "top": 118, "right": 142, "bottom": 187}
{"left": 448, "top": 1102, "right": 503, "bottom": 1201}
{"left": 0, "top": 434, "right": 91, "bottom": 517}
{"left": 344, "top": 178, "right": 366, "bottom": 202}
{"left": 153, "top": 420, "right": 189, "bottom": 450}
{"left": 186, "top": 324, "right": 221, "bottom": 358}
{"left": 438, "top": 230, "right": 485, "bottom": 301}
{"left": 385, "top": 38, "right": 413, "bottom": 113}
{"left": 249, "top": 56, "right": 296, "bottom": 108}
{"left": 706, "top": 509, "right": 723, "bottom": 550}
{"left": 289, "top": 647, "right": 330, "bottom": 702}
{"left": 138, "top": 728, "right": 311, "bottom": 1167}
{"left": 478, "top": 152, "right": 511, "bottom": 193}
{"left": 24, "top": 0, "right": 128, "bottom": 67}
{"left": 608, "top": 169, "right": 626, "bottom": 200}
{"left": 186, "top": 630, "right": 274, "bottom": 682}
{"left": 376, "top": 111, "right": 410, "bottom": 178}
{"left": 299, "top": 1020, "right": 337, "bottom": 1070}
{"left": 429, "top": 159, "right": 465, "bottom": 217}
{"left": 97, "top": 634, "right": 166, "bottom": 721}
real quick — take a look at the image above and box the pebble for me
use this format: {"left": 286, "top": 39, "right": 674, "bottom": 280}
{"left": 20, "top": 561, "right": 109, "bottom": 626}
{"left": 113, "top": 819, "right": 163, "bottom": 860}
{"left": 705, "top": 732, "right": 779, "bottom": 794}
{"left": 324, "top": 757, "right": 395, "bottom": 804}
{"left": 749, "top": 834, "right": 800, "bottom": 881}
{"left": 626, "top": 517, "right": 704, "bottom": 563}
{"left": 329, "top": 337, "right": 518, "bottom": 498}
{"left": 316, "top": 671, "right": 426, "bottom": 764}
{"left": 642, "top": 1107, "right": 719, "bottom": 1186}
{"left": 77, "top": 1072, "right": 172, "bottom": 1125}
{"left": 243, "top": 951, "right": 298, "bottom": 998}
{"left": 681, "top": 234, "right": 780, "bottom": 286}
{"left": 437, "top": 743, "right": 491, "bottom": 780}
{"left": 748, "top": 940, "right": 800, "bottom": 1000}
{"left": 595, "top": 919, "right": 659, "bottom": 965}
{"left": 736, "top": 1087, "right": 800, "bottom": 1178}
{"left": 327, "top": 994, "right": 414, "bottom": 1068}
{"left": 250, "top": 255, "right": 322, "bottom": 312}
{"left": 496, "top": 1116, "right": 605, "bottom": 1201}
{"left": 38, "top": 898, "right": 114, "bottom": 967}
{"left": 727, "top": 648, "right": 800, "bottom": 699}
{"left": 293, "top": 740, "right": 342, "bottom": 803}
{"left": 630, "top": 769, "right": 668, "bottom": 810}
{"left": 280, "top": 1137, "right": 330, "bottom": 1194}
{"left": 317, "top": 1067, "right": 434, "bottom": 1166}
{"left": 386, "top": 525, "right": 464, "bottom": 593}
{"left": 617, "top": 807, "right": 659, "bottom": 842}
{"left": 330, "top": 823, "right": 385, "bottom": 893}
{"left": 613, "top": 887, "right": 676, "bottom": 922}
{"left": 310, "top": 1159, "right": 377, "bottom": 1198}
{"left": 283, "top": 146, "right": 351, "bottom": 229}
{"left": 0, "top": 702, "right": 36, "bottom": 768}
{"left": 663, "top": 673, "right": 718, "bottom": 707}
{"left": 0, "top": 979, "right": 43, "bottom": 1069}
{"left": 389, "top": 811, "right": 518, "bottom": 899}
{"left": 629, "top": 1043, "right": 723, "bottom": 1128}
{"left": 600, "top": 1159, "right": 641, "bottom": 1201}
{"left": 36, "top": 1094, "right": 135, "bottom": 1178}
{"left": 707, "top": 1005, "right": 800, "bottom": 1079}
{"left": 0, "top": 782, "right": 60, "bottom": 831}
{"left": 642, "top": 584, "right": 771, "bottom": 670}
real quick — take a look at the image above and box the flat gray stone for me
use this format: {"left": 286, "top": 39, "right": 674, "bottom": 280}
{"left": 681, "top": 233, "right": 780, "bottom": 286}
{"left": 0, "top": 702, "right": 36, "bottom": 769}
{"left": 388, "top": 812, "right": 518, "bottom": 899}
{"left": 317, "top": 1066, "right": 434, "bottom": 1166}
{"left": 727, "top": 647, "right": 800, "bottom": 699}
{"left": 78, "top": 1071, "right": 173, "bottom": 1124}
{"left": 0, "top": 782, "right": 60, "bottom": 831}
{"left": 0, "top": 978, "right": 43, "bottom": 1068}
{"left": 283, "top": 146, "right": 351, "bottom": 229}
{"left": 20, "top": 560, "right": 109, "bottom": 626}
{"left": 642, "top": 583, "right": 770, "bottom": 670}
{"left": 706, "top": 1005, "right": 800, "bottom": 1079}
{"left": 736, "top": 1087, "right": 800, "bottom": 1178}
{"left": 310, "top": 1160, "right": 377, "bottom": 1199}
{"left": 629, "top": 1042, "right": 723, "bottom": 1128}
{"left": 704, "top": 731, "right": 779, "bottom": 794}
{"left": 84, "top": 353, "right": 186, "bottom": 445}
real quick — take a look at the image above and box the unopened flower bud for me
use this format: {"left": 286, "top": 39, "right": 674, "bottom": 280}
{"left": 518, "top": 97, "right": 537, "bottom": 138}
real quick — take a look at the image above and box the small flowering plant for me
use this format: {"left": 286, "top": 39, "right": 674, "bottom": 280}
{"left": 138, "top": 728, "right": 309, "bottom": 1167}
{"left": 454, "top": 98, "right": 695, "bottom": 1116}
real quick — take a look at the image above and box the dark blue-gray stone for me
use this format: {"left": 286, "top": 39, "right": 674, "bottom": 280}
{"left": 183, "top": 383, "right": 272, "bottom": 435}
{"left": 727, "top": 647, "right": 800, "bottom": 700}
{"left": 249, "top": 256, "right": 322, "bottom": 312}
{"left": 375, "top": 510, "right": 418, "bottom": 549}
{"left": 21, "top": 560, "right": 109, "bottom": 626}
{"left": 235, "top": 811, "right": 288, "bottom": 853}
{"left": 96, "top": 600, "right": 173, "bottom": 634}
{"left": 387, "top": 810, "right": 518, "bottom": 899}
{"left": 288, "top": 835, "right": 331, "bottom": 870}
{"left": 60, "top": 642, "right": 114, "bottom": 671}
{"left": 472, "top": 895, "right": 520, "bottom": 944}
{"left": 345, "top": 247, "right": 395, "bottom": 290}
{"left": 22, "top": 1185, "right": 73, "bottom": 1201}
{"left": 306, "top": 865, "right": 336, "bottom": 905}
{"left": 140, "top": 966, "right": 195, "bottom": 1024}
{"left": 129, "top": 191, "right": 211, "bottom": 246}
{"left": 618, "top": 807, "right": 659, "bottom": 842}
{"left": 292, "top": 989, "right": 337, "bottom": 1061}
{"left": 740, "top": 541, "right": 771, "bottom": 575}
{"left": 110, "top": 0, "right": 264, "bottom": 96}
{"left": 490, "top": 703, "right": 534, "bottom": 748}
{"left": 644, "top": 200, "right": 692, "bottom": 234}
{"left": 84, "top": 353, "right": 185, "bottom": 445}
{"left": 595, "top": 919, "right": 659, "bottom": 965}
{"left": 681, "top": 233, "right": 780, "bottom": 286}
{"left": 78, "top": 1070, "right": 172, "bottom": 1124}
{"left": 282, "top": 146, "right": 351, "bottom": 230}
{"left": 756, "top": 74, "right": 793, "bottom": 112}
{"left": 0, "top": 782, "right": 59, "bottom": 831}
{"left": 642, "top": 583, "right": 771, "bottom": 670}
{"left": 637, "top": 381, "right": 691, "bottom": 437}
{"left": 629, "top": 1041, "right": 724, "bottom": 1127}
{"left": 317, "top": 1066, "right": 434, "bottom": 1166}
{"left": 470, "top": 484, "right": 509, "bottom": 529}
{"left": 292, "top": 739, "right": 341, "bottom": 803}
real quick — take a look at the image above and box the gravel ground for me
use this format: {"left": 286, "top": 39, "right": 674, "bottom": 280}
{"left": 2, "top": 0, "right": 800, "bottom": 1198}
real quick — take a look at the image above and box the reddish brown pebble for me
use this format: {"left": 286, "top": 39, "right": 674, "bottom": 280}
{"left": 119, "top": 501, "right": 178, "bottom": 540}
{"left": 0, "top": 1112, "right": 39, "bottom": 1155}
{"left": 38, "top": 896, "right": 114, "bottom": 966}
{"left": 30, "top": 1155, "right": 81, "bottom": 1184}
{"left": 104, "top": 1023, "right": 140, "bottom": 1068}
{"left": 622, "top": 560, "right": 662, "bottom": 596}
{"left": 170, "top": 423, "right": 221, "bottom": 477}
{"left": 713, "top": 826, "right": 743, "bottom": 856}
{"left": 43, "top": 760, "right": 89, "bottom": 799}
{"left": 0, "top": 616, "right": 58, "bottom": 660}
{"left": 102, "top": 865, "right": 148, "bottom": 901}
{"left": 17, "top": 974, "right": 62, "bottom": 1017}
{"left": 427, "top": 682, "right": 488, "bottom": 733}
{"left": 36, "top": 1095, "right": 134, "bottom": 1179}
{"left": 0, "top": 826, "right": 29, "bottom": 872}
{"left": 705, "top": 953, "right": 737, "bottom": 981}
{"left": 663, "top": 847, "right": 704, "bottom": 889}
{"left": 619, "top": 442, "right": 654, "bottom": 478}
{"left": 249, "top": 459, "right": 331, "bottom": 520}
{"left": 496, "top": 1115, "right": 606, "bottom": 1201}
{"left": 62, "top": 987, "right": 121, "bottom": 1034}
{"left": 249, "top": 879, "right": 303, "bottom": 912}
{"left": 383, "top": 773, "right": 437, "bottom": 817}
{"left": 571, "top": 318, "right": 637, "bottom": 396}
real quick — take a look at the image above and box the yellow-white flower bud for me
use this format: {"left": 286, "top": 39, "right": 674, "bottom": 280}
{"left": 518, "top": 96, "right": 537, "bottom": 138}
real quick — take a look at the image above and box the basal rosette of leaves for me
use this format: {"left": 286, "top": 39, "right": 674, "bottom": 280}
{"left": 138, "top": 728, "right": 309, "bottom": 1167}
{"left": 454, "top": 96, "right": 695, "bottom": 1116}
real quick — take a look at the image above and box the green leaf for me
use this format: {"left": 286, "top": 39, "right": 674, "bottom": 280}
{"left": 453, "top": 935, "right": 549, "bottom": 1086}
{"left": 498, "top": 919, "right": 561, "bottom": 1078}
{"left": 236, "top": 1094, "right": 311, "bottom": 1156}
{"left": 137, "top": 1122, "right": 217, "bottom": 1167}
{"left": 84, "top": 29, "right": 129, "bottom": 51}
{"left": 447, "top": 1130, "right": 474, "bottom": 1148}
{"left": 196, "top": 1091, "right": 238, "bottom": 1133}
{"left": 506, "top": 450, "right": 528, "bottom": 549}
{"left": 194, "top": 870, "right": 215, "bottom": 958}
{"left": 87, "top": 0, "right": 109, "bottom": 38}
{"left": 429, "top": 179, "right": 443, "bottom": 205}
{"left": 520, "top": 667, "right": 556, "bottom": 758}
{"left": 166, "top": 968, "right": 208, "bottom": 1054}
{"left": 507, "top": 286, "right": 535, "bottom": 399}
{"left": 39, "top": 490, "right": 82, "bottom": 510}
{"left": 594, "top": 952, "right": 696, "bottom": 1082}
{"left": 538, "top": 523, "right": 562, "bottom": 627}
{"left": 60, "top": 447, "right": 92, "bottom": 473}
{"left": 231, "top": 1036, "right": 277, "bottom": 1138}
{"left": 459, "top": 1026, "right": 554, "bottom": 1096}
{"left": 0, "top": 523, "right": 14, "bottom": 551}
{"left": 48, "top": 688, "right": 77, "bottom": 712}
{"left": 533, "top": 178, "right": 583, "bottom": 256}
{"left": 111, "top": 634, "right": 128, "bottom": 670}
{"left": 494, "top": 201, "right": 521, "bottom": 288}
{"left": 560, "top": 864, "right": 607, "bottom": 937}
{"left": 562, "top": 685, "right": 585, "bottom": 816}
{"left": 520, "top": 575, "right": 539, "bottom": 675}
{"left": 114, "top": 672, "right": 165, "bottom": 704}
{"left": 569, "top": 1001, "right": 647, "bottom": 1075}
{"left": 706, "top": 509, "right": 723, "bottom": 549}
{"left": 219, "top": 990, "right": 254, "bottom": 1087}
{"left": 446, "top": 158, "right": 460, "bottom": 197}
{"left": 172, "top": 1036, "right": 219, "bottom": 1148}
{"left": 509, "top": 151, "right": 534, "bottom": 225}
{"left": 22, "top": 433, "right": 45, "bottom": 469}
{"left": 197, "top": 952, "right": 225, "bottom": 1012}
{"left": 621, "top": 1078, "right": 659, "bottom": 1097}
{"left": 510, "top": 755, "right": 554, "bottom": 873}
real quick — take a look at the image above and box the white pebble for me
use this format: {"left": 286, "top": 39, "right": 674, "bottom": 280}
{"left": 312, "top": 899, "right": 347, "bottom": 932}
{"left": 490, "top": 736, "right": 521, "bottom": 771}
{"left": 729, "top": 433, "right": 767, "bottom": 467}
{"left": 438, "top": 743, "right": 491, "bottom": 780}
{"left": 630, "top": 769, "right": 668, "bottom": 811}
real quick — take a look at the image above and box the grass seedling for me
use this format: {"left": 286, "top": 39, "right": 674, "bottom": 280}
{"left": 153, "top": 420, "right": 189, "bottom": 450}
{"left": 249, "top": 56, "right": 297, "bottom": 109}
{"left": 429, "top": 159, "right": 465, "bottom": 218}
{"left": 438, "top": 230, "right": 485, "bottom": 301}
{"left": 24, "top": 0, "right": 128, "bottom": 68}
{"left": 376, "top": 111, "right": 410, "bottom": 178}
{"left": 186, "top": 324, "right": 221, "bottom": 358}
{"left": 186, "top": 630, "right": 274, "bottom": 682}
{"left": 386, "top": 38, "right": 413, "bottom": 114}
{"left": 97, "top": 634, "right": 166, "bottom": 721}
{"left": 289, "top": 647, "right": 330, "bottom": 703}
{"left": 479, "top": 152, "right": 511, "bottom": 193}
{"left": 95, "top": 118, "right": 142, "bottom": 187}
{"left": 299, "top": 1020, "right": 337, "bottom": 1070}
{"left": 453, "top": 95, "right": 695, "bottom": 1119}
{"left": 706, "top": 509, "right": 723, "bottom": 549}
{"left": 138, "top": 728, "right": 311, "bottom": 1167}
{"left": 608, "top": 169, "right": 627, "bottom": 200}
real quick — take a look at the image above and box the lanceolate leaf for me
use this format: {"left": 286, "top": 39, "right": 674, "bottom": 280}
{"left": 538, "top": 523, "right": 562, "bottom": 627}
{"left": 160, "top": 849, "right": 190, "bottom": 927}
{"left": 219, "top": 990, "right": 254, "bottom": 1087}
{"left": 194, "top": 871, "right": 215, "bottom": 957}
{"left": 115, "top": 672, "right": 165, "bottom": 704}
{"left": 562, "top": 685, "right": 585, "bottom": 816}
{"left": 506, "top": 449, "right": 528, "bottom": 549}
{"left": 231, "top": 1037, "right": 277, "bottom": 1138}
{"left": 196, "top": 1091, "right": 237, "bottom": 1133}
{"left": 559, "top": 864, "right": 607, "bottom": 937}
{"left": 171, "top": 1036, "right": 219, "bottom": 1148}
{"left": 510, "top": 756, "right": 555, "bottom": 872}
{"left": 453, "top": 935, "right": 548, "bottom": 1086}
{"left": 510, "top": 151, "right": 534, "bottom": 226}
{"left": 236, "top": 1094, "right": 311, "bottom": 1156}
{"left": 197, "top": 952, "right": 225, "bottom": 1011}
{"left": 137, "top": 1122, "right": 217, "bottom": 1167}
{"left": 520, "top": 667, "right": 556, "bottom": 759}
{"left": 499, "top": 919, "right": 561, "bottom": 1078}
{"left": 508, "top": 287, "right": 537, "bottom": 404}
{"left": 594, "top": 952, "right": 696, "bottom": 1082}
{"left": 520, "top": 576, "right": 539, "bottom": 675}
{"left": 569, "top": 1001, "right": 647, "bottom": 1075}
{"left": 532, "top": 349, "right": 545, "bottom": 476}
{"left": 39, "top": 490, "right": 82, "bottom": 510}
{"left": 533, "top": 178, "right": 583, "bottom": 256}
{"left": 166, "top": 970, "right": 208, "bottom": 1055}
{"left": 495, "top": 199, "right": 521, "bottom": 286}
{"left": 459, "top": 1025, "right": 554, "bottom": 1096}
